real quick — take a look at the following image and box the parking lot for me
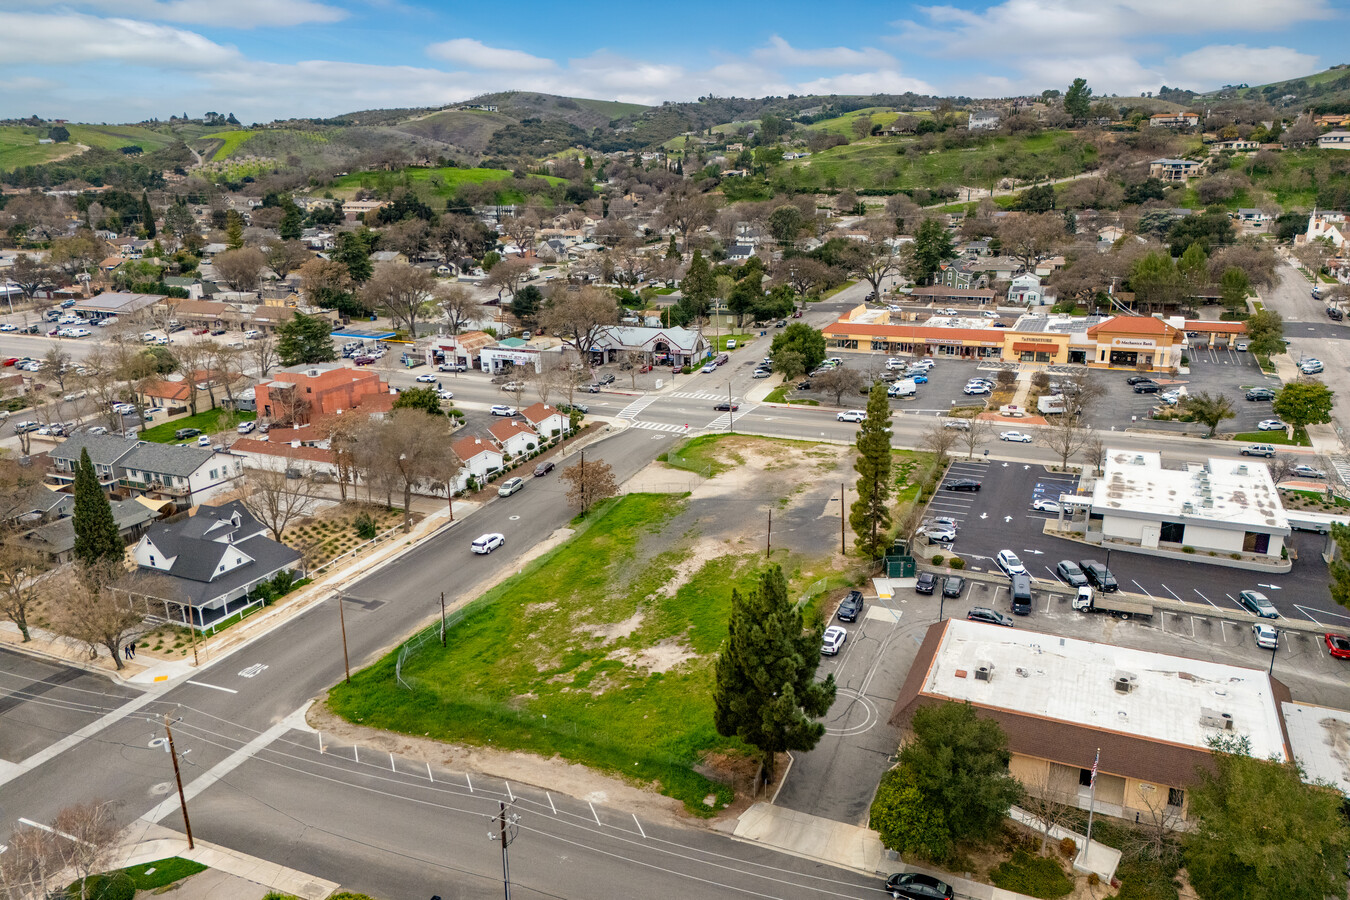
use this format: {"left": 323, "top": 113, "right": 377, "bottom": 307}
{"left": 926, "top": 459, "right": 1350, "bottom": 627}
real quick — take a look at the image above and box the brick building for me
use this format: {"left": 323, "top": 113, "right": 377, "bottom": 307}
{"left": 255, "top": 364, "right": 388, "bottom": 426}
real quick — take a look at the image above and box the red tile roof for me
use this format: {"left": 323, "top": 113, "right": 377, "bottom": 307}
{"left": 488, "top": 420, "right": 537, "bottom": 443}
{"left": 1086, "top": 316, "right": 1181, "bottom": 337}
{"left": 452, "top": 435, "right": 501, "bottom": 461}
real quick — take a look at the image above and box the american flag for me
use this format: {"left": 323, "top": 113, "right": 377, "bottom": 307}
{"left": 1090, "top": 748, "right": 1100, "bottom": 787}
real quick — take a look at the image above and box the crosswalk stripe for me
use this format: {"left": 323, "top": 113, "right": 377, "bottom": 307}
{"left": 627, "top": 421, "right": 693, "bottom": 433}
{"left": 617, "top": 396, "right": 657, "bottom": 420}
{"left": 670, "top": 391, "right": 738, "bottom": 402}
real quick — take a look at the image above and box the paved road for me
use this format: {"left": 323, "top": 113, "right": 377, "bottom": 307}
{"left": 1264, "top": 261, "right": 1350, "bottom": 430}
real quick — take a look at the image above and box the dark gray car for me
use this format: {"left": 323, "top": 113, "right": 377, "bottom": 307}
{"left": 1055, "top": 560, "right": 1089, "bottom": 587}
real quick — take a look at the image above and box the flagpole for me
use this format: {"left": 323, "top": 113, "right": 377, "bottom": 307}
{"left": 1078, "top": 747, "right": 1100, "bottom": 870}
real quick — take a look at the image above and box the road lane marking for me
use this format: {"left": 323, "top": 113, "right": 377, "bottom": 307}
{"left": 589, "top": 801, "right": 602, "bottom": 826}
{"left": 633, "top": 814, "right": 646, "bottom": 838}
{"left": 185, "top": 680, "right": 237, "bottom": 694}
{"left": 18, "top": 817, "right": 90, "bottom": 846}
{"left": 547, "top": 791, "right": 556, "bottom": 815}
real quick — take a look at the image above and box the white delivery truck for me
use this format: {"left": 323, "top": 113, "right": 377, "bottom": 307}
{"left": 1038, "top": 395, "right": 1066, "bottom": 415}
{"left": 888, "top": 379, "right": 917, "bottom": 399}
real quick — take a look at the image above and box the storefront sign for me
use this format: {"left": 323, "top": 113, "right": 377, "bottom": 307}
{"left": 1111, "top": 338, "right": 1157, "bottom": 348}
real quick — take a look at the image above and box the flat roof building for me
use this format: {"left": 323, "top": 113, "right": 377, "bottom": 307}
{"left": 891, "top": 618, "right": 1293, "bottom": 821}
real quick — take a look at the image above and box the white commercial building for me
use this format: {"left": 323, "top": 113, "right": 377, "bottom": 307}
{"left": 1089, "top": 449, "right": 1290, "bottom": 561}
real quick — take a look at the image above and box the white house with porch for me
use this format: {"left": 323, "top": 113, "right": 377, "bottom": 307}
{"left": 591, "top": 325, "right": 709, "bottom": 367}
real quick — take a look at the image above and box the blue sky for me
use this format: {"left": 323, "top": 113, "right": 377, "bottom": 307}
{"left": 0, "top": 0, "right": 1345, "bottom": 123}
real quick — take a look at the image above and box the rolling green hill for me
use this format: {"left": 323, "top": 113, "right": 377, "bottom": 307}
{"left": 329, "top": 165, "right": 568, "bottom": 205}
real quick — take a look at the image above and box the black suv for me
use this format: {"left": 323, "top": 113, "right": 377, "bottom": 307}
{"left": 1125, "top": 375, "right": 1153, "bottom": 385}
{"left": 886, "top": 873, "right": 954, "bottom": 900}
{"left": 1080, "top": 559, "right": 1118, "bottom": 592}
{"left": 598, "top": 373, "right": 616, "bottom": 385}
{"left": 174, "top": 427, "right": 202, "bottom": 440}
{"left": 1328, "top": 306, "right": 1344, "bottom": 321}
{"left": 1245, "top": 388, "right": 1275, "bottom": 401}
{"left": 915, "top": 572, "right": 937, "bottom": 595}
{"left": 837, "top": 590, "right": 864, "bottom": 622}
{"left": 1132, "top": 382, "right": 1160, "bottom": 394}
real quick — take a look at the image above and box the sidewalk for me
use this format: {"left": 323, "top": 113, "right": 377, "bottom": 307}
{"left": 113, "top": 822, "right": 339, "bottom": 900}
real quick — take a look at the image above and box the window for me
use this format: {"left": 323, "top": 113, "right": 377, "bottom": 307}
{"left": 149, "top": 555, "right": 155, "bottom": 564}
{"left": 1167, "top": 787, "right": 1184, "bottom": 808}
{"left": 1079, "top": 768, "right": 1093, "bottom": 787}
{"left": 1160, "top": 521, "right": 1185, "bottom": 543}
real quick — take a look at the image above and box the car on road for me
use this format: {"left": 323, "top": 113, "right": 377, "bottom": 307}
{"left": 967, "top": 607, "right": 1014, "bottom": 627}
{"left": 1290, "top": 464, "right": 1325, "bottom": 479}
{"left": 86, "top": 426, "right": 108, "bottom": 435}
{"left": 1245, "top": 388, "right": 1275, "bottom": 401}
{"left": 963, "top": 383, "right": 991, "bottom": 395}
{"left": 1238, "top": 590, "right": 1278, "bottom": 618}
{"left": 0, "top": 324, "right": 15, "bottom": 332}
{"left": 533, "top": 460, "right": 555, "bottom": 477}
{"left": 13, "top": 421, "right": 39, "bottom": 434}
{"left": 1125, "top": 375, "right": 1154, "bottom": 385}
{"left": 837, "top": 410, "right": 866, "bottom": 422}
{"left": 837, "top": 590, "right": 864, "bottom": 621}
{"left": 821, "top": 625, "right": 847, "bottom": 655}
{"left": 437, "top": 389, "right": 454, "bottom": 401}
{"left": 714, "top": 402, "right": 740, "bottom": 411}
{"left": 498, "top": 477, "right": 525, "bottom": 497}
{"left": 996, "top": 549, "right": 1027, "bottom": 576}
{"left": 701, "top": 363, "right": 718, "bottom": 373}
{"left": 776, "top": 319, "right": 787, "bottom": 327}
{"left": 1257, "top": 419, "right": 1286, "bottom": 431}
{"left": 1252, "top": 623, "right": 1279, "bottom": 650}
{"left": 1325, "top": 633, "right": 1350, "bottom": 659}
{"left": 237, "top": 421, "right": 256, "bottom": 434}
{"left": 943, "top": 419, "right": 971, "bottom": 430}
{"left": 471, "top": 533, "right": 505, "bottom": 554}
{"left": 915, "top": 572, "right": 937, "bottom": 594}
{"left": 752, "top": 368, "right": 771, "bottom": 378}
{"left": 415, "top": 373, "right": 437, "bottom": 383}
{"left": 885, "top": 872, "right": 954, "bottom": 900}
{"left": 500, "top": 381, "right": 525, "bottom": 392}
{"left": 1032, "top": 498, "right": 1061, "bottom": 513}
{"left": 1080, "top": 559, "right": 1118, "bottom": 592}
{"left": 942, "top": 576, "right": 966, "bottom": 598}
{"left": 437, "top": 363, "right": 468, "bottom": 373}
{"left": 999, "top": 431, "right": 1033, "bottom": 443}
{"left": 1240, "top": 443, "right": 1276, "bottom": 457}
{"left": 113, "top": 402, "right": 135, "bottom": 415}
{"left": 489, "top": 405, "right": 518, "bottom": 416}
{"left": 585, "top": 383, "right": 604, "bottom": 392}
{"left": 1055, "top": 560, "right": 1088, "bottom": 587}
{"left": 943, "top": 479, "right": 981, "bottom": 492}
{"left": 1133, "top": 382, "right": 1160, "bottom": 394}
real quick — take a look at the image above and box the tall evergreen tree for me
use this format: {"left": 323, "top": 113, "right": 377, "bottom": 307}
{"left": 225, "top": 210, "right": 245, "bottom": 250}
{"left": 850, "top": 381, "right": 893, "bottom": 558}
{"left": 679, "top": 250, "right": 715, "bottom": 318}
{"left": 713, "top": 565, "right": 836, "bottom": 780}
{"left": 72, "top": 448, "right": 122, "bottom": 567}
{"left": 139, "top": 192, "right": 156, "bottom": 238}
{"left": 276, "top": 312, "right": 339, "bottom": 366}
{"left": 906, "top": 218, "right": 955, "bottom": 285}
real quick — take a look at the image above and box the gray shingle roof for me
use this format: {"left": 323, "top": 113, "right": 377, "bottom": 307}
{"left": 121, "top": 443, "right": 215, "bottom": 478}
{"left": 27, "top": 498, "right": 156, "bottom": 555}
{"left": 49, "top": 433, "right": 140, "bottom": 467}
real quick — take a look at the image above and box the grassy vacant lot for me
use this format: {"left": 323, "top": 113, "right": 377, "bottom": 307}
{"left": 713, "top": 333, "right": 752, "bottom": 351}
{"left": 0, "top": 127, "right": 70, "bottom": 170}
{"left": 66, "top": 124, "right": 177, "bottom": 153}
{"left": 779, "top": 131, "right": 1097, "bottom": 194}
{"left": 329, "top": 492, "right": 771, "bottom": 813}
{"left": 1231, "top": 427, "right": 1310, "bottom": 446}
{"left": 330, "top": 166, "right": 566, "bottom": 202}
{"left": 803, "top": 107, "right": 901, "bottom": 136}
{"left": 138, "top": 408, "right": 255, "bottom": 443}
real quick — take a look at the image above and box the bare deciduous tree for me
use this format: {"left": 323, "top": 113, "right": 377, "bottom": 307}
{"left": 1041, "top": 416, "right": 1095, "bottom": 472}
{"left": 540, "top": 285, "right": 620, "bottom": 363}
{"left": 362, "top": 409, "right": 461, "bottom": 532}
{"left": 437, "top": 284, "right": 481, "bottom": 336}
{"left": 213, "top": 247, "right": 267, "bottom": 292}
{"left": 815, "top": 367, "right": 866, "bottom": 405}
{"left": 48, "top": 562, "right": 147, "bottom": 670}
{"left": 1083, "top": 434, "right": 1105, "bottom": 476}
{"left": 562, "top": 455, "right": 617, "bottom": 516}
{"left": 250, "top": 331, "right": 279, "bottom": 379}
{"left": 265, "top": 239, "right": 312, "bottom": 279}
{"left": 0, "top": 817, "right": 61, "bottom": 900}
{"left": 53, "top": 800, "right": 123, "bottom": 900}
{"left": 959, "top": 416, "right": 995, "bottom": 459}
{"left": 0, "top": 540, "right": 47, "bottom": 642}
{"left": 920, "top": 423, "right": 959, "bottom": 466}
{"left": 363, "top": 262, "right": 437, "bottom": 338}
{"left": 238, "top": 467, "right": 323, "bottom": 542}
{"left": 484, "top": 257, "right": 532, "bottom": 302}
{"left": 1020, "top": 768, "right": 1079, "bottom": 856}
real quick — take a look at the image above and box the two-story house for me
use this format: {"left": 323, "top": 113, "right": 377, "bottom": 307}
{"left": 1149, "top": 158, "right": 1203, "bottom": 182}
{"left": 131, "top": 500, "right": 301, "bottom": 628}
{"left": 47, "top": 433, "right": 134, "bottom": 492}
{"left": 119, "top": 443, "right": 243, "bottom": 506}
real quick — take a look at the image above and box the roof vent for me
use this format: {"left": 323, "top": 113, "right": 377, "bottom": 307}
{"left": 1199, "top": 708, "right": 1234, "bottom": 730}
{"left": 974, "top": 661, "right": 995, "bottom": 682}
{"left": 1235, "top": 464, "right": 1248, "bottom": 476}
{"left": 1015, "top": 667, "right": 1029, "bottom": 678}
{"left": 1113, "top": 671, "right": 1139, "bottom": 693}
{"left": 1182, "top": 502, "right": 1195, "bottom": 514}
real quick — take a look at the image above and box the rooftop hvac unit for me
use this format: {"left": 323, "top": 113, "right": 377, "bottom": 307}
{"left": 1113, "top": 671, "right": 1139, "bottom": 693}
{"left": 1199, "top": 708, "right": 1234, "bottom": 730}
{"left": 1182, "top": 502, "right": 1195, "bottom": 514}
{"left": 1235, "top": 465, "right": 1248, "bottom": 476}
{"left": 974, "top": 662, "right": 995, "bottom": 682}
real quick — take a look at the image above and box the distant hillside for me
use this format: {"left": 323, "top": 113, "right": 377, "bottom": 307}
{"left": 1204, "top": 64, "right": 1350, "bottom": 111}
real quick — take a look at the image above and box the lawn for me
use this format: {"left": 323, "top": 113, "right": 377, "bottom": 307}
{"left": 328, "top": 492, "right": 771, "bottom": 813}
{"left": 137, "top": 408, "right": 256, "bottom": 443}
{"left": 210, "top": 129, "right": 260, "bottom": 161}
{"left": 764, "top": 384, "right": 819, "bottom": 405}
{"left": 1231, "top": 427, "right": 1310, "bottom": 446}
{"left": 332, "top": 166, "right": 566, "bottom": 197}
{"left": 713, "top": 333, "right": 752, "bottom": 351}
{"left": 69, "top": 857, "right": 207, "bottom": 897}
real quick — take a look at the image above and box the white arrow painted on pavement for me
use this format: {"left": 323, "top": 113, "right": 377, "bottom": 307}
{"left": 980, "top": 513, "right": 989, "bottom": 519}
{"left": 1023, "top": 549, "right": 1044, "bottom": 555}
{"left": 1002, "top": 462, "right": 1010, "bottom": 468}
{"left": 1004, "top": 516, "right": 1014, "bottom": 522}
{"left": 1024, "top": 464, "right": 1031, "bottom": 470}
{"left": 1256, "top": 583, "right": 1283, "bottom": 590}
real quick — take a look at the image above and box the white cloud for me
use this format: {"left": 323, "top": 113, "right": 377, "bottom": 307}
{"left": 0, "top": 12, "right": 238, "bottom": 67}
{"left": 753, "top": 35, "right": 895, "bottom": 68}
{"left": 796, "top": 70, "right": 936, "bottom": 96}
{"left": 1167, "top": 45, "right": 1320, "bottom": 89}
{"left": 0, "top": 0, "right": 346, "bottom": 27}
{"left": 427, "top": 38, "right": 556, "bottom": 72}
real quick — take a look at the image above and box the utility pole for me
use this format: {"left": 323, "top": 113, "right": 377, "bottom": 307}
{"left": 487, "top": 801, "right": 520, "bottom": 900}
{"left": 337, "top": 590, "right": 350, "bottom": 685}
{"left": 766, "top": 508, "right": 771, "bottom": 559}
{"left": 187, "top": 618, "right": 199, "bottom": 667}
{"left": 163, "top": 713, "right": 194, "bottom": 850}
{"left": 440, "top": 592, "right": 447, "bottom": 648}
{"left": 727, "top": 382, "right": 735, "bottom": 433}
{"left": 840, "top": 483, "right": 846, "bottom": 555}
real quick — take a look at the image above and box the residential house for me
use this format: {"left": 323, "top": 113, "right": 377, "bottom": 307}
{"left": 726, "top": 244, "right": 754, "bottom": 261}
{"left": 255, "top": 363, "right": 389, "bottom": 426}
{"left": 968, "top": 109, "right": 1002, "bottom": 130}
{"left": 451, "top": 434, "right": 504, "bottom": 490}
{"left": 119, "top": 442, "right": 243, "bottom": 506}
{"left": 487, "top": 419, "right": 540, "bottom": 459}
{"left": 1148, "top": 112, "right": 1201, "bottom": 128}
{"left": 228, "top": 437, "right": 338, "bottom": 478}
{"left": 1304, "top": 211, "right": 1347, "bottom": 250}
{"left": 163, "top": 276, "right": 204, "bottom": 299}
{"left": 1149, "top": 158, "right": 1203, "bottom": 182}
{"left": 130, "top": 500, "right": 302, "bottom": 628}
{"left": 1236, "top": 208, "right": 1271, "bottom": 227}
{"left": 370, "top": 249, "right": 408, "bottom": 265}
{"left": 1007, "top": 273, "right": 1048, "bottom": 305}
{"left": 1314, "top": 114, "right": 1350, "bottom": 129}
{"left": 1211, "top": 140, "right": 1259, "bottom": 153}
{"left": 142, "top": 380, "right": 193, "bottom": 411}
{"left": 1098, "top": 224, "right": 1126, "bottom": 244}
{"left": 1318, "top": 130, "right": 1350, "bottom": 151}
{"left": 47, "top": 433, "right": 135, "bottom": 492}
{"left": 520, "top": 403, "right": 569, "bottom": 440}
{"left": 23, "top": 494, "right": 157, "bottom": 563}
{"left": 936, "top": 260, "right": 982, "bottom": 290}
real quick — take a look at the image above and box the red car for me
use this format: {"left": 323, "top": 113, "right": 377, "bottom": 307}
{"left": 193, "top": 327, "right": 210, "bottom": 335}
{"left": 2, "top": 358, "right": 18, "bottom": 367}
{"left": 1326, "top": 633, "right": 1350, "bottom": 659}
{"left": 353, "top": 355, "right": 375, "bottom": 366}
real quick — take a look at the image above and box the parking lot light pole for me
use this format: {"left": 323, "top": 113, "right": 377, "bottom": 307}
{"left": 1269, "top": 639, "right": 1277, "bottom": 676}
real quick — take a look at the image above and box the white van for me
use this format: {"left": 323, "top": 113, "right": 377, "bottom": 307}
{"left": 888, "top": 379, "right": 917, "bottom": 398}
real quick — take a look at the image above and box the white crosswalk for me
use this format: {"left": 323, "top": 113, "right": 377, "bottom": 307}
{"left": 705, "top": 404, "right": 757, "bottom": 430}
{"left": 670, "top": 391, "right": 739, "bottom": 402}
{"left": 627, "top": 420, "right": 693, "bottom": 433}
{"left": 617, "top": 396, "right": 658, "bottom": 420}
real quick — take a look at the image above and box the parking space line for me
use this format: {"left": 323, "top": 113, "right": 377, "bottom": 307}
{"left": 1043, "top": 565, "right": 1063, "bottom": 584}
{"left": 1130, "top": 580, "right": 1156, "bottom": 599}
{"left": 1187, "top": 616, "right": 1201, "bottom": 638}
{"left": 1160, "top": 584, "right": 1183, "bottom": 602}
{"left": 1193, "top": 588, "right": 1222, "bottom": 610}
{"left": 1293, "top": 605, "right": 1327, "bottom": 627}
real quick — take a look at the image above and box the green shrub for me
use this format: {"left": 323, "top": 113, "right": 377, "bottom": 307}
{"left": 271, "top": 570, "right": 295, "bottom": 596}
{"left": 1181, "top": 546, "right": 1195, "bottom": 553}
{"left": 353, "top": 512, "right": 378, "bottom": 540}
{"left": 949, "top": 557, "right": 965, "bottom": 570}
{"left": 931, "top": 555, "right": 944, "bottom": 566}
{"left": 989, "top": 850, "right": 1073, "bottom": 899}
{"left": 75, "top": 873, "right": 136, "bottom": 900}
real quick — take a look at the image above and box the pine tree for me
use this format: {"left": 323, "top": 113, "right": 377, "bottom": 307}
{"left": 850, "top": 381, "right": 893, "bottom": 558}
{"left": 679, "top": 250, "right": 715, "bottom": 318}
{"left": 713, "top": 565, "right": 836, "bottom": 779}
{"left": 140, "top": 192, "right": 156, "bottom": 238}
{"left": 225, "top": 210, "right": 244, "bottom": 250}
{"left": 72, "top": 448, "right": 123, "bottom": 568}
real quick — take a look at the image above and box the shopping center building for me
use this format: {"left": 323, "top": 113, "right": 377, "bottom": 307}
{"left": 821, "top": 306, "right": 1212, "bottom": 372}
